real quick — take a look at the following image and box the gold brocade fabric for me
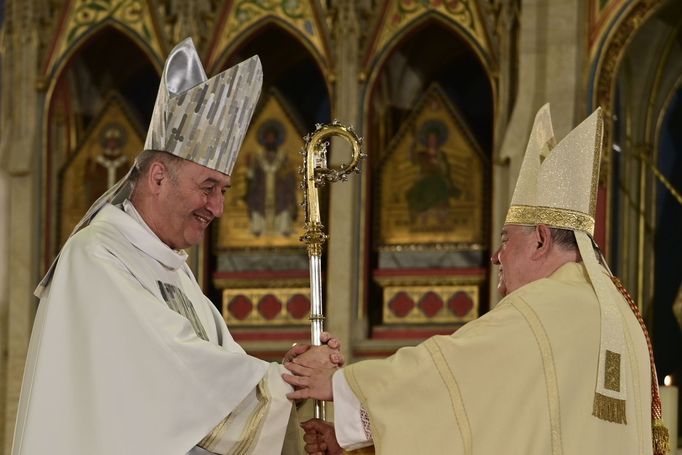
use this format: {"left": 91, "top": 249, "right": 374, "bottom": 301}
{"left": 505, "top": 205, "right": 595, "bottom": 235}
{"left": 503, "top": 105, "right": 602, "bottom": 236}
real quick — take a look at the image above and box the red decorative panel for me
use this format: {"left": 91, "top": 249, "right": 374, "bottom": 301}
{"left": 448, "top": 291, "right": 474, "bottom": 317}
{"left": 388, "top": 291, "right": 415, "bottom": 318}
{"left": 258, "top": 294, "right": 283, "bottom": 320}
{"left": 287, "top": 294, "right": 311, "bottom": 320}
{"left": 419, "top": 291, "right": 444, "bottom": 318}
{"left": 228, "top": 294, "right": 253, "bottom": 320}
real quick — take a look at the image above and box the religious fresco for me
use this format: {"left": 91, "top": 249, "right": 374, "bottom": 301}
{"left": 217, "top": 90, "right": 306, "bottom": 249}
{"left": 59, "top": 94, "right": 143, "bottom": 245}
{"left": 377, "top": 84, "right": 486, "bottom": 246}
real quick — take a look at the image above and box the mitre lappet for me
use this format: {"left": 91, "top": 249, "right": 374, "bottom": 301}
{"left": 36, "top": 37, "right": 263, "bottom": 296}
{"left": 504, "top": 104, "right": 669, "bottom": 453}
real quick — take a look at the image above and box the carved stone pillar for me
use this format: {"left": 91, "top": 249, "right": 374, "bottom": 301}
{"left": 0, "top": 0, "right": 42, "bottom": 451}
{"left": 326, "top": 0, "right": 361, "bottom": 360}
{"left": 491, "top": 0, "right": 584, "bottom": 305}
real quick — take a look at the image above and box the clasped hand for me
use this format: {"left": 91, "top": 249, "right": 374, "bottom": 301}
{"left": 281, "top": 332, "right": 339, "bottom": 402}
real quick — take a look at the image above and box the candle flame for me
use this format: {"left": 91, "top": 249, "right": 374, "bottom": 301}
{"left": 664, "top": 375, "right": 672, "bottom": 386}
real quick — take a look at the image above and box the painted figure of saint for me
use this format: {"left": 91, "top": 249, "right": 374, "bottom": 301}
{"left": 406, "top": 120, "right": 461, "bottom": 225}
{"left": 84, "top": 123, "right": 129, "bottom": 206}
{"left": 244, "top": 119, "right": 298, "bottom": 237}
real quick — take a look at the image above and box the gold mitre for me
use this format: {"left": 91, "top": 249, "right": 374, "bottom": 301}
{"left": 504, "top": 104, "right": 602, "bottom": 236}
{"left": 145, "top": 37, "right": 262, "bottom": 175}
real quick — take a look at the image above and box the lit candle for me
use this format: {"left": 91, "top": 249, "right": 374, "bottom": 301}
{"left": 661, "top": 375, "right": 678, "bottom": 452}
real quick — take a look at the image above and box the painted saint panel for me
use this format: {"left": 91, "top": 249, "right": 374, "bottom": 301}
{"left": 217, "top": 90, "right": 305, "bottom": 249}
{"left": 378, "top": 84, "right": 485, "bottom": 246}
{"left": 59, "top": 94, "right": 144, "bottom": 246}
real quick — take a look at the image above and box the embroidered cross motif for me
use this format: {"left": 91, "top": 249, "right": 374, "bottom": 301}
{"left": 605, "top": 350, "right": 621, "bottom": 392}
{"left": 157, "top": 281, "right": 209, "bottom": 341}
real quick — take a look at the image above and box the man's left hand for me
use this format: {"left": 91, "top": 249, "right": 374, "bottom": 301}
{"left": 282, "top": 361, "right": 335, "bottom": 401}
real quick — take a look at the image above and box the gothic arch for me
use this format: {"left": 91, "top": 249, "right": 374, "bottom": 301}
{"left": 207, "top": 17, "right": 331, "bottom": 88}
{"left": 359, "top": 15, "right": 495, "bottom": 334}
{"left": 41, "top": 25, "right": 159, "bottom": 270}
{"left": 588, "top": 0, "right": 665, "bottom": 152}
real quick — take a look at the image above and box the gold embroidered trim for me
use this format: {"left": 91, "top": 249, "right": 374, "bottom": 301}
{"left": 592, "top": 393, "right": 626, "bottom": 424}
{"left": 198, "top": 376, "right": 271, "bottom": 455}
{"left": 604, "top": 350, "right": 621, "bottom": 392}
{"left": 512, "top": 299, "right": 563, "bottom": 455}
{"left": 588, "top": 113, "right": 603, "bottom": 215}
{"left": 199, "top": 413, "right": 233, "bottom": 451}
{"left": 505, "top": 205, "right": 595, "bottom": 235}
{"left": 425, "top": 338, "right": 472, "bottom": 455}
{"left": 230, "top": 376, "right": 271, "bottom": 455}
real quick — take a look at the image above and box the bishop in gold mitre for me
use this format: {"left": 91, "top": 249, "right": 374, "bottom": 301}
{"left": 284, "top": 105, "right": 668, "bottom": 455}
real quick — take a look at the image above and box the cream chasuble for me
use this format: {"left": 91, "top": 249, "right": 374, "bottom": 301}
{"left": 13, "top": 203, "right": 297, "bottom": 455}
{"left": 340, "top": 262, "right": 653, "bottom": 454}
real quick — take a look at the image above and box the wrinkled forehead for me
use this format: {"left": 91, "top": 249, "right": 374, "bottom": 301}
{"left": 179, "top": 157, "right": 232, "bottom": 185}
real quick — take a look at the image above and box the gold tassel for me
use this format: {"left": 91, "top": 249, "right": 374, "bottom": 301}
{"left": 592, "top": 393, "right": 627, "bottom": 424}
{"left": 652, "top": 419, "right": 670, "bottom": 455}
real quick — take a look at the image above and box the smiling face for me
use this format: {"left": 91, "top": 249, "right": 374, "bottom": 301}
{"left": 491, "top": 224, "right": 538, "bottom": 296}
{"left": 150, "top": 159, "right": 231, "bottom": 250}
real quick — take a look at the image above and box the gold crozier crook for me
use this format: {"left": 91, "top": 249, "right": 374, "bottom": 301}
{"left": 299, "top": 121, "right": 364, "bottom": 420}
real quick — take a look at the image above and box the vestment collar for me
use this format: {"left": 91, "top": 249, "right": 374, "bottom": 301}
{"left": 95, "top": 201, "right": 188, "bottom": 271}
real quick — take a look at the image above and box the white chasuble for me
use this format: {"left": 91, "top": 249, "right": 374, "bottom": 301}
{"left": 337, "top": 263, "right": 653, "bottom": 455}
{"left": 13, "top": 203, "right": 296, "bottom": 455}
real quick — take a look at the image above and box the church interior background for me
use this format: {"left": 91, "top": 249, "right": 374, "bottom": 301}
{"left": 0, "top": 0, "right": 681, "bottom": 452}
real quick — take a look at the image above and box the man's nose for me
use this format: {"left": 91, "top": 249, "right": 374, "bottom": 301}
{"left": 206, "top": 191, "right": 224, "bottom": 217}
{"left": 490, "top": 249, "right": 500, "bottom": 265}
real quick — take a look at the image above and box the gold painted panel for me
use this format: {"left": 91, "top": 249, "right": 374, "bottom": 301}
{"left": 382, "top": 285, "right": 479, "bottom": 324}
{"left": 223, "top": 287, "right": 311, "bottom": 326}
{"left": 46, "top": 0, "right": 163, "bottom": 77}
{"left": 59, "top": 95, "right": 144, "bottom": 246}
{"left": 372, "top": 0, "right": 489, "bottom": 65}
{"left": 378, "top": 84, "right": 485, "bottom": 246}
{"left": 217, "top": 91, "right": 306, "bottom": 249}
{"left": 211, "top": 0, "right": 328, "bottom": 68}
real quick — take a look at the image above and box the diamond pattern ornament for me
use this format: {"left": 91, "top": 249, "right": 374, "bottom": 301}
{"left": 448, "top": 291, "right": 474, "bottom": 317}
{"left": 287, "top": 294, "right": 311, "bottom": 320}
{"left": 419, "top": 291, "right": 444, "bottom": 318}
{"left": 228, "top": 294, "right": 253, "bottom": 320}
{"left": 388, "top": 292, "right": 415, "bottom": 318}
{"left": 258, "top": 294, "right": 283, "bottom": 320}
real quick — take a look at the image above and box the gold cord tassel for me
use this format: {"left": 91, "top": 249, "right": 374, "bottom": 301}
{"left": 652, "top": 419, "right": 670, "bottom": 455}
{"left": 611, "top": 278, "right": 671, "bottom": 455}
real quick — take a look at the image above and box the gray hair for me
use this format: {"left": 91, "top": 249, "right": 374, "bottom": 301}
{"left": 131, "top": 150, "right": 184, "bottom": 182}
{"left": 129, "top": 150, "right": 185, "bottom": 197}
{"left": 519, "top": 225, "right": 578, "bottom": 251}
{"left": 549, "top": 227, "right": 578, "bottom": 251}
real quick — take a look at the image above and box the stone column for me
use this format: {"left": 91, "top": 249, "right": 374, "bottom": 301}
{"left": 1, "top": 1, "right": 41, "bottom": 451}
{"left": 325, "top": 0, "right": 361, "bottom": 361}
{"left": 491, "top": 0, "right": 585, "bottom": 305}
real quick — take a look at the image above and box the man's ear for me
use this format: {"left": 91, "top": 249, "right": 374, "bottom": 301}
{"left": 147, "top": 161, "right": 167, "bottom": 195}
{"left": 532, "top": 224, "right": 552, "bottom": 259}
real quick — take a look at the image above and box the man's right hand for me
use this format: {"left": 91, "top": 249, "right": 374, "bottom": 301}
{"left": 301, "top": 419, "right": 343, "bottom": 455}
{"left": 282, "top": 332, "right": 344, "bottom": 368}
